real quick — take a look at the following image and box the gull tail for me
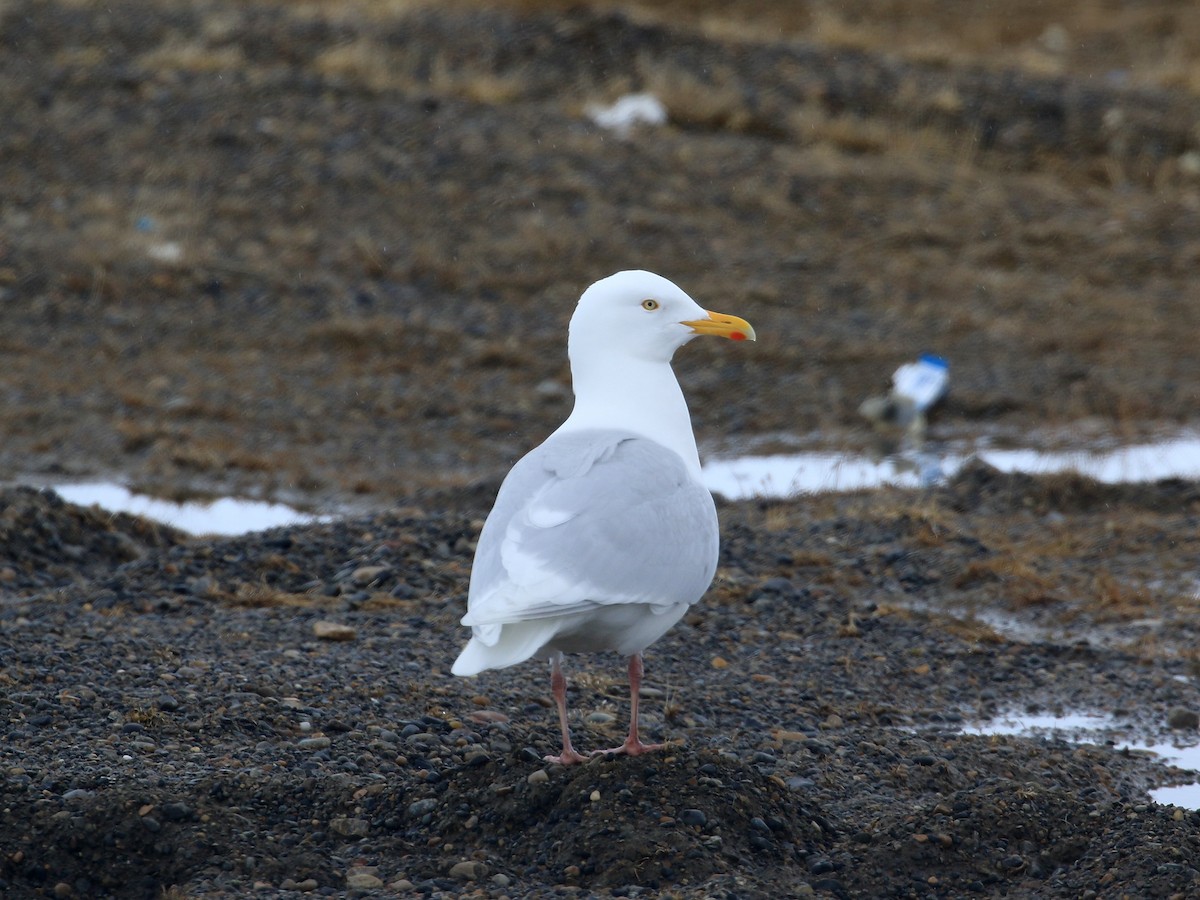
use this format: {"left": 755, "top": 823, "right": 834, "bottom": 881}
{"left": 451, "top": 620, "right": 558, "bottom": 676}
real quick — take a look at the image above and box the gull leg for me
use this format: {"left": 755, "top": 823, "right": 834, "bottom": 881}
{"left": 544, "top": 653, "right": 588, "bottom": 765}
{"left": 594, "top": 652, "right": 666, "bottom": 757}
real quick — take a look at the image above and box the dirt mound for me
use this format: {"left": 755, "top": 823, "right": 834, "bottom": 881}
{"left": 940, "top": 458, "right": 1200, "bottom": 515}
{"left": 426, "top": 750, "right": 834, "bottom": 891}
{"left": 0, "top": 487, "right": 182, "bottom": 594}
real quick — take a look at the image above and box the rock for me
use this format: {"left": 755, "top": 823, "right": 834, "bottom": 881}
{"left": 297, "top": 736, "right": 331, "bottom": 750}
{"left": 330, "top": 817, "right": 370, "bottom": 837}
{"left": 162, "top": 801, "right": 193, "bottom": 821}
{"left": 345, "top": 872, "right": 383, "bottom": 889}
{"left": 351, "top": 565, "right": 390, "bottom": 586}
{"left": 449, "top": 860, "right": 488, "bottom": 881}
{"left": 1167, "top": 707, "right": 1199, "bottom": 729}
{"left": 407, "top": 798, "right": 438, "bottom": 818}
{"left": 467, "top": 709, "right": 509, "bottom": 724}
{"left": 312, "top": 621, "right": 357, "bottom": 641}
{"left": 680, "top": 808, "right": 707, "bottom": 827}
{"left": 527, "top": 768, "right": 549, "bottom": 785}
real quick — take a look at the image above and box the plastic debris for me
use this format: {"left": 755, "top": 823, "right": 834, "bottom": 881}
{"left": 586, "top": 93, "right": 668, "bottom": 136}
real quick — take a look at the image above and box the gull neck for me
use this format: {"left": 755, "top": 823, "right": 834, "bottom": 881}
{"left": 555, "top": 354, "right": 703, "bottom": 478}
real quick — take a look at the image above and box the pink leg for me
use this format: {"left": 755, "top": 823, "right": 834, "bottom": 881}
{"left": 593, "top": 653, "right": 667, "bottom": 758}
{"left": 544, "top": 654, "right": 588, "bottom": 765}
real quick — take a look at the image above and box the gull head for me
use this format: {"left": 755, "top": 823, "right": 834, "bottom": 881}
{"left": 569, "top": 270, "right": 755, "bottom": 366}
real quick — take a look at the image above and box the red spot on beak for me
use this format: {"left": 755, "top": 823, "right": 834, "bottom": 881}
{"left": 730, "top": 332, "right": 746, "bottom": 341}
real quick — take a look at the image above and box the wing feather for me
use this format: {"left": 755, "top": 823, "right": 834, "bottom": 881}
{"left": 463, "top": 430, "right": 718, "bottom": 635}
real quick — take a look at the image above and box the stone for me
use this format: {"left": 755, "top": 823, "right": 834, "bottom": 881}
{"left": 680, "top": 808, "right": 707, "bottom": 827}
{"left": 330, "top": 817, "right": 370, "bottom": 837}
{"left": 312, "top": 621, "right": 357, "bottom": 641}
{"left": 449, "top": 860, "right": 487, "bottom": 881}
{"left": 351, "top": 565, "right": 391, "bottom": 586}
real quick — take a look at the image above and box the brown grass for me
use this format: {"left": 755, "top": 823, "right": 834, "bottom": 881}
{"left": 225, "top": 584, "right": 334, "bottom": 609}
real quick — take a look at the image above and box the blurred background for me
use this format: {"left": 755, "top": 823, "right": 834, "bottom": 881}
{"left": 2, "top": 0, "right": 1198, "bottom": 511}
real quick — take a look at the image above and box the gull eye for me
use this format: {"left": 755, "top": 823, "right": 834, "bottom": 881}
{"left": 641, "top": 299, "right": 659, "bottom": 311}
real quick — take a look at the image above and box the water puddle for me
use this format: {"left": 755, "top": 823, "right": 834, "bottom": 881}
{"left": 961, "top": 711, "right": 1200, "bottom": 809}
{"left": 703, "top": 434, "right": 1200, "bottom": 499}
{"left": 51, "top": 482, "right": 318, "bottom": 536}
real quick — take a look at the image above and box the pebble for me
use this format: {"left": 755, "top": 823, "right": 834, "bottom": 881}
{"left": 297, "top": 736, "right": 331, "bottom": 750}
{"left": 679, "top": 808, "right": 707, "bottom": 827}
{"left": 527, "top": 769, "right": 550, "bottom": 785}
{"left": 408, "top": 798, "right": 438, "bottom": 817}
{"left": 280, "top": 878, "right": 318, "bottom": 891}
{"left": 345, "top": 872, "right": 383, "bottom": 889}
{"left": 312, "top": 621, "right": 357, "bottom": 641}
{"left": 467, "top": 709, "right": 509, "bottom": 724}
{"left": 449, "top": 860, "right": 488, "bottom": 881}
{"left": 330, "top": 817, "right": 369, "bottom": 837}
{"left": 351, "top": 565, "right": 391, "bottom": 585}
{"left": 162, "top": 801, "right": 193, "bottom": 821}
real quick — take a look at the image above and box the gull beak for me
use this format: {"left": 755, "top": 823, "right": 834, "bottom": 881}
{"left": 682, "top": 310, "right": 756, "bottom": 342}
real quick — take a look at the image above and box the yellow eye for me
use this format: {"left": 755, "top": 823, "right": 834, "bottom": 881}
{"left": 641, "top": 299, "right": 659, "bottom": 311}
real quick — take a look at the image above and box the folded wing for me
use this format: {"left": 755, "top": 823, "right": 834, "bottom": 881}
{"left": 463, "top": 430, "right": 719, "bottom": 640}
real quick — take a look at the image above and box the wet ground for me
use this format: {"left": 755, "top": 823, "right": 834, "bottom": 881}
{"left": 3, "top": 0, "right": 1200, "bottom": 897}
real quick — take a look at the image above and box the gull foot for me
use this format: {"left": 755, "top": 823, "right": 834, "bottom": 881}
{"left": 544, "top": 748, "right": 590, "bottom": 766}
{"left": 592, "top": 739, "right": 666, "bottom": 758}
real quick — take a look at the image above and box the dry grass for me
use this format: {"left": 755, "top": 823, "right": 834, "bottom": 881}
{"left": 314, "top": 36, "right": 527, "bottom": 102}
{"left": 225, "top": 584, "right": 334, "bottom": 609}
{"left": 474, "top": 0, "right": 1200, "bottom": 97}
{"left": 1090, "top": 572, "right": 1158, "bottom": 622}
{"left": 954, "top": 557, "right": 1058, "bottom": 606}
{"left": 137, "top": 39, "right": 247, "bottom": 75}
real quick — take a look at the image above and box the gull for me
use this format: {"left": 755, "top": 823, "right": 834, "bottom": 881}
{"left": 452, "top": 270, "right": 754, "bottom": 764}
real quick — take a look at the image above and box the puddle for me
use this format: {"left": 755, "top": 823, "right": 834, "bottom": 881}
{"left": 703, "top": 434, "right": 1200, "bottom": 499}
{"left": 961, "top": 711, "right": 1200, "bottom": 809}
{"left": 51, "top": 482, "right": 318, "bottom": 536}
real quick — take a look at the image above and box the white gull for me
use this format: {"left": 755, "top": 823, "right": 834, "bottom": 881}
{"left": 452, "top": 270, "right": 755, "bottom": 763}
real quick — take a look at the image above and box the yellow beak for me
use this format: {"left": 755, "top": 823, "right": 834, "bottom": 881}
{"left": 682, "top": 310, "right": 756, "bottom": 342}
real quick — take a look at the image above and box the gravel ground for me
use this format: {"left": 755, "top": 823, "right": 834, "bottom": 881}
{"left": 4, "top": 0, "right": 1200, "bottom": 897}
{"left": 4, "top": 465, "right": 1200, "bottom": 898}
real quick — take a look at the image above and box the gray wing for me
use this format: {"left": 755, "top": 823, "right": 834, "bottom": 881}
{"left": 463, "top": 429, "right": 718, "bottom": 634}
